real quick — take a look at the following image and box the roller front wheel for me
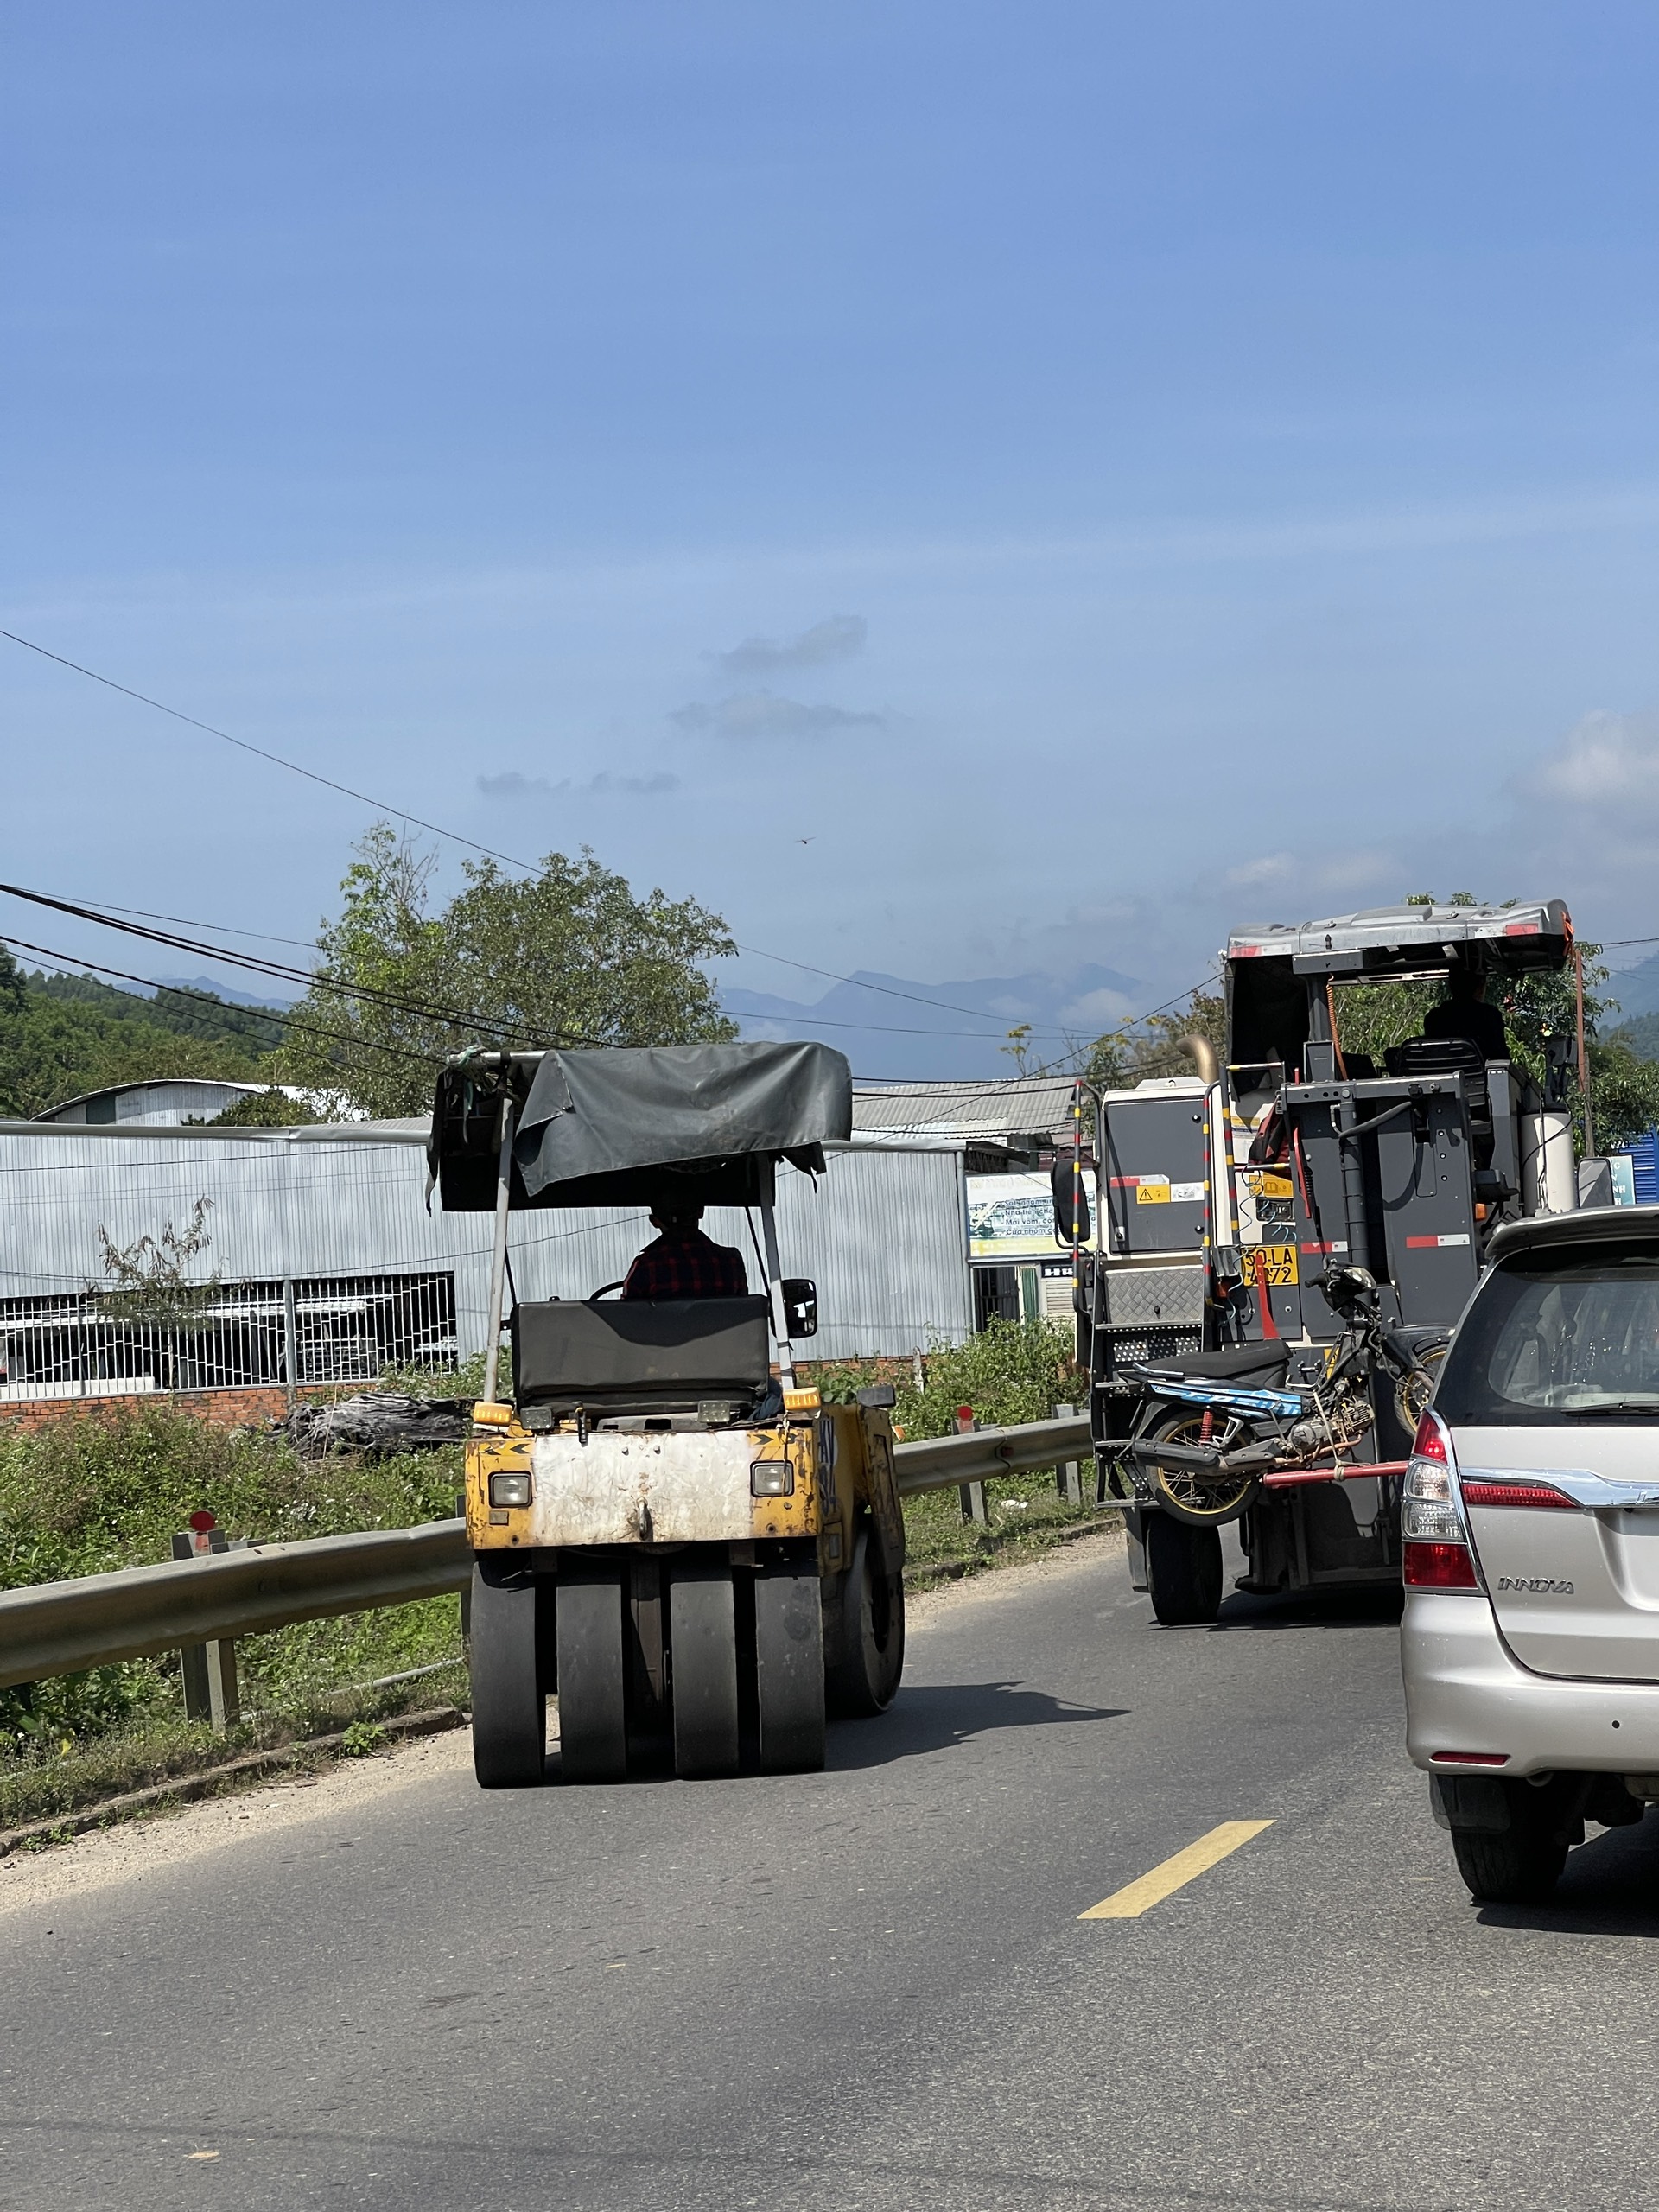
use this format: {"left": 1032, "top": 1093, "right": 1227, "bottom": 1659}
{"left": 469, "top": 1562, "right": 546, "bottom": 1789}
{"left": 556, "top": 1572, "right": 628, "bottom": 1783}
{"left": 754, "top": 1560, "right": 826, "bottom": 1773}
{"left": 669, "top": 1564, "right": 741, "bottom": 1778}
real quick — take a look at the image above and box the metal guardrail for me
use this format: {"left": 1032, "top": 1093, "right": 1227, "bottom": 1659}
{"left": 892, "top": 1414, "right": 1093, "bottom": 1496}
{"left": 0, "top": 1415, "right": 1097, "bottom": 1693}
{"left": 0, "top": 1522, "right": 469, "bottom": 1693}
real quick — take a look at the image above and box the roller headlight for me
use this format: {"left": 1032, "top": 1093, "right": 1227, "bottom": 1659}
{"left": 488, "top": 1471, "right": 532, "bottom": 1508}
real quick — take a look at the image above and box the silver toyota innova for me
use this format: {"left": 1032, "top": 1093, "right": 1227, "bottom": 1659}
{"left": 1402, "top": 1207, "right": 1659, "bottom": 1904}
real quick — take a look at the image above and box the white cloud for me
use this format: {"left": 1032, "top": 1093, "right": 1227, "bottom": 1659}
{"left": 476, "top": 769, "right": 679, "bottom": 799}
{"left": 1222, "top": 848, "right": 1398, "bottom": 901}
{"left": 714, "top": 615, "right": 867, "bottom": 677}
{"left": 1522, "top": 710, "right": 1659, "bottom": 817}
{"left": 671, "top": 691, "right": 884, "bottom": 741}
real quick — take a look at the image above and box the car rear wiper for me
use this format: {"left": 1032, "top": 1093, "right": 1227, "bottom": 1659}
{"left": 1561, "top": 1400, "right": 1659, "bottom": 1418}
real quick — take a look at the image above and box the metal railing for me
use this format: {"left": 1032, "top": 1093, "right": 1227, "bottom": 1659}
{"left": 0, "top": 1414, "right": 1101, "bottom": 1696}
{"left": 0, "top": 1271, "right": 458, "bottom": 1403}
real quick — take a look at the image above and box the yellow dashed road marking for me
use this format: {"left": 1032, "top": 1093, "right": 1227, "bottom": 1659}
{"left": 1079, "top": 1820, "right": 1274, "bottom": 1919}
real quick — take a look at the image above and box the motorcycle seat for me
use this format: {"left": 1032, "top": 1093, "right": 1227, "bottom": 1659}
{"left": 1138, "top": 1344, "right": 1290, "bottom": 1386}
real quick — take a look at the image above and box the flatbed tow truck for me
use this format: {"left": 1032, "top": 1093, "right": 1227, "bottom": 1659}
{"left": 1075, "top": 899, "right": 1586, "bottom": 1620}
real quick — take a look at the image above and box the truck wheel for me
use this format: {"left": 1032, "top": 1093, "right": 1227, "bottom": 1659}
{"left": 470, "top": 1563, "right": 546, "bottom": 1789}
{"left": 1450, "top": 1785, "right": 1570, "bottom": 1904}
{"left": 754, "top": 1560, "right": 826, "bottom": 1773}
{"left": 556, "top": 1572, "right": 628, "bottom": 1784}
{"left": 669, "top": 1563, "right": 741, "bottom": 1778}
{"left": 825, "top": 1523, "right": 905, "bottom": 1719}
{"left": 1145, "top": 1513, "right": 1224, "bottom": 1626}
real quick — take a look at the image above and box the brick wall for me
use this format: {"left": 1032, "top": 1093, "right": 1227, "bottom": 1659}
{"left": 0, "top": 1384, "right": 347, "bottom": 1435}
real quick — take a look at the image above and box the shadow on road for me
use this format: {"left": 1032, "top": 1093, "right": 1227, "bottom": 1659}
{"left": 1475, "top": 1813, "right": 1659, "bottom": 1940}
{"left": 1199, "top": 1584, "right": 1405, "bottom": 1634}
{"left": 830, "top": 1681, "right": 1128, "bottom": 1769}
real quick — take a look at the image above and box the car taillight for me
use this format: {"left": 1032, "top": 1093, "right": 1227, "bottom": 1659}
{"left": 1403, "top": 1541, "right": 1480, "bottom": 1589}
{"left": 1412, "top": 1408, "right": 1450, "bottom": 1463}
{"left": 1402, "top": 1411, "right": 1481, "bottom": 1586}
{"left": 1459, "top": 1479, "right": 1578, "bottom": 1511}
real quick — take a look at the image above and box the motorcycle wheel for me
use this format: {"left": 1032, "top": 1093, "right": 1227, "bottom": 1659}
{"left": 1143, "top": 1410, "right": 1261, "bottom": 1528}
{"left": 1394, "top": 1345, "right": 1447, "bottom": 1435}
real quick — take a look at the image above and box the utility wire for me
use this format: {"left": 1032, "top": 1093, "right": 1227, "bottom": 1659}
{"left": 0, "top": 883, "right": 604, "bottom": 1050}
{"left": 4, "top": 881, "right": 1133, "bottom": 1047}
{"left": 0, "top": 934, "right": 446, "bottom": 1071}
{"left": 0, "top": 624, "right": 1083, "bottom": 1036}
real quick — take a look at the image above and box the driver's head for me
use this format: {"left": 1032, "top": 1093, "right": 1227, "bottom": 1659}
{"left": 1446, "top": 963, "right": 1486, "bottom": 1003}
{"left": 649, "top": 1205, "right": 704, "bottom": 1235}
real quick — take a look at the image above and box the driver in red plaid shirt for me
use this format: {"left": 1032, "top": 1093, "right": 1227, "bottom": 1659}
{"left": 622, "top": 1206, "right": 749, "bottom": 1300}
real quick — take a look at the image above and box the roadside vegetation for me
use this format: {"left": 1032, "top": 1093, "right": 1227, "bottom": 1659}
{"left": 0, "top": 1320, "right": 1113, "bottom": 1831}
{"left": 814, "top": 1318, "right": 1114, "bottom": 1584}
{"left": 0, "top": 1406, "right": 467, "bottom": 1832}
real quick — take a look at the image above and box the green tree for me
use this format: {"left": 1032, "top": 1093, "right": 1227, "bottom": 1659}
{"left": 0, "top": 991, "right": 269, "bottom": 1120}
{"left": 92, "top": 1198, "right": 221, "bottom": 1328}
{"left": 276, "top": 824, "right": 739, "bottom": 1118}
{"left": 202, "top": 1087, "right": 321, "bottom": 1127}
{"left": 1083, "top": 989, "right": 1227, "bottom": 1087}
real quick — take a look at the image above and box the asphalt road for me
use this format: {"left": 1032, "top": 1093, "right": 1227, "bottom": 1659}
{"left": 7, "top": 1532, "right": 1659, "bottom": 2212}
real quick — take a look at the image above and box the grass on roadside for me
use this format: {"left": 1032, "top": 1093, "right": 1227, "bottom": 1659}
{"left": 0, "top": 1404, "right": 468, "bottom": 1831}
{"left": 0, "top": 1321, "right": 1115, "bottom": 1830}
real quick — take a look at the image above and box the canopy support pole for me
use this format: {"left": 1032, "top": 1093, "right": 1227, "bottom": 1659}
{"left": 482, "top": 1098, "right": 517, "bottom": 1407}
{"left": 758, "top": 1161, "right": 796, "bottom": 1391}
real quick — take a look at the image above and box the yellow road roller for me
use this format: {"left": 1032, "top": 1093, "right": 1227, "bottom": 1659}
{"left": 429, "top": 1040, "right": 906, "bottom": 1786}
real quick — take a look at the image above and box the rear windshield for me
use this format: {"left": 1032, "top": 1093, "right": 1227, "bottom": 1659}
{"left": 1436, "top": 1241, "right": 1659, "bottom": 1426}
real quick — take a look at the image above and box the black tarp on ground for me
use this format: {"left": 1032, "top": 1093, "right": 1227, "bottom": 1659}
{"left": 431, "top": 1041, "right": 852, "bottom": 1211}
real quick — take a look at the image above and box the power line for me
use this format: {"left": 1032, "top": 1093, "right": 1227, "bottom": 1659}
{"left": 7, "top": 880, "right": 1146, "bottom": 1048}
{"left": 0, "top": 883, "right": 604, "bottom": 1051}
{"left": 0, "top": 623, "right": 1087, "bottom": 1035}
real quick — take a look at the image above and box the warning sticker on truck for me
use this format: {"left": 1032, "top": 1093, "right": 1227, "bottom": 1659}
{"left": 1135, "top": 1180, "right": 1172, "bottom": 1205}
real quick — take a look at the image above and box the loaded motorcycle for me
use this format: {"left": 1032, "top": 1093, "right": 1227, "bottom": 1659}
{"left": 1119, "top": 1265, "right": 1448, "bottom": 1529}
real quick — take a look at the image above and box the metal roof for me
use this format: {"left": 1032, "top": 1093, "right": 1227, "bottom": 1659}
{"left": 1227, "top": 899, "right": 1571, "bottom": 964}
{"left": 851, "top": 1076, "right": 1080, "bottom": 1143}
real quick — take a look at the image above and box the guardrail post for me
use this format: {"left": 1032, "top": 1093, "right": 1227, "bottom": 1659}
{"left": 955, "top": 1407, "right": 989, "bottom": 1525}
{"left": 455, "top": 1492, "right": 471, "bottom": 1648}
{"left": 1053, "top": 1403, "right": 1081, "bottom": 1505}
{"left": 172, "top": 1512, "right": 242, "bottom": 1732}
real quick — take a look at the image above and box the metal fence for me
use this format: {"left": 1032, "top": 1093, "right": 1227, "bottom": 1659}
{"left": 0, "top": 1273, "right": 458, "bottom": 1403}
{"left": 0, "top": 1120, "right": 976, "bottom": 1382}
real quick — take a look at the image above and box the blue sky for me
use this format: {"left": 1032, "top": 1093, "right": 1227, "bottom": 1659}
{"left": 6, "top": 3, "right": 1659, "bottom": 1072}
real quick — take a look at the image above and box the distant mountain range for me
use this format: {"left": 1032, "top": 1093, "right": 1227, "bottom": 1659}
{"left": 1606, "top": 953, "right": 1659, "bottom": 1027}
{"left": 157, "top": 974, "right": 299, "bottom": 1011}
{"left": 723, "top": 963, "right": 1141, "bottom": 1079}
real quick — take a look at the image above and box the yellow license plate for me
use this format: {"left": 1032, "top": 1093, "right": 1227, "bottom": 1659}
{"left": 1255, "top": 1244, "right": 1299, "bottom": 1287}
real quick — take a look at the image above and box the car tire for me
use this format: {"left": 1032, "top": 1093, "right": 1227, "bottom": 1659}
{"left": 1145, "top": 1513, "right": 1223, "bottom": 1626}
{"left": 1450, "top": 1823, "right": 1567, "bottom": 1905}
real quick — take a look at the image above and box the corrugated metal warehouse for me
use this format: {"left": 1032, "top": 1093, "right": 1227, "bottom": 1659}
{"left": 0, "top": 1121, "right": 975, "bottom": 1402}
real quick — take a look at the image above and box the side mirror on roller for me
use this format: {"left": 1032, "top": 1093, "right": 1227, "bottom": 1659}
{"left": 781, "top": 1278, "right": 818, "bottom": 1338}
{"left": 1051, "top": 1158, "right": 1091, "bottom": 1247}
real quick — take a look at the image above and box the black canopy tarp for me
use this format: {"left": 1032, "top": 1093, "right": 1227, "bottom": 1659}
{"left": 430, "top": 1041, "right": 852, "bottom": 1211}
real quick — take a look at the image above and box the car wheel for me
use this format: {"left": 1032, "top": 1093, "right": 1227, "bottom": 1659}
{"left": 1145, "top": 1512, "right": 1223, "bottom": 1626}
{"left": 1451, "top": 1827, "right": 1566, "bottom": 1904}
{"left": 1449, "top": 1783, "right": 1570, "bottom": 1905}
